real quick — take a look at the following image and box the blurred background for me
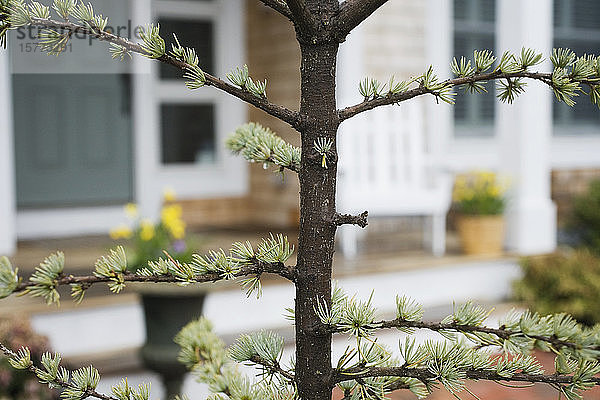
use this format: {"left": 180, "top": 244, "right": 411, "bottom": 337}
{"left": 1, "top": 0, "right": 600, "bottom": 398}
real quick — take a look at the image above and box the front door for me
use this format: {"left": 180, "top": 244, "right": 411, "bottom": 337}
{"left": 12, "top": 74, "right": 132, "bottom": 208}
{"left": 9, "top": 0, "right": 133, "bottom": 208}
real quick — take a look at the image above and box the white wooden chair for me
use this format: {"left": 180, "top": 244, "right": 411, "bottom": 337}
{"left": 336, "top": 99, "right": 452, "bottom": 258}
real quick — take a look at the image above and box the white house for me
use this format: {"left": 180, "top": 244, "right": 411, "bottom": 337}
{"left": 1, "top": 0, "right": 599, "bottom": 256}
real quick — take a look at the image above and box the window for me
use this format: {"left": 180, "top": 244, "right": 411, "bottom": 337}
{"left": 158, "top": 18, "right": 214, "bottom": 79}
{"left": 140, "top": 0, "right": 246, "bottom": 201}
{"left": 553, "top": 0, "right": 600, "bottom": 133}
{"left": 161, "top": 103, "right": 215, "bottom": 164}
{"left": 453, "top": 0, "right": 496, "bottom": 137}
{"left": 154, "top": 0, "right": 218, "bottom": 165}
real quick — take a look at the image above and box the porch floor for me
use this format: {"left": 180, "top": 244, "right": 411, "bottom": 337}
{"left": 7, "top": 223, "right": 513, "bottom": 280}
{"left": 2, "top": 222, "right": 517, "bottom": 319}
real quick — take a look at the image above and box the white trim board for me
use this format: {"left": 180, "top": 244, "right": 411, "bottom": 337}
{"left": 442, "top": 135, "right": 600, "bottom": 172}
{"left": 0, "top": 46, "right": 16, "bottom": 254}
{"left": 133, "top": 0, "right": 247, "bottom": 221}
{"left": 17, "top": 206, "right": 127, "bottom": 239}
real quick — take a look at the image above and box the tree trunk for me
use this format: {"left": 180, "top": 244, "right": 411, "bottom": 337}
{"left": 295, "top": 40, "right": 340, "bottom": 400}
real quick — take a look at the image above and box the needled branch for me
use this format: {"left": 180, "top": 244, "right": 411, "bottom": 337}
{"left": 338, "top": 71, "right": 555, "bottom": 121}
{"left": 24, "top": 17, "right": 301, "bottom": 128}
{"left": 257, "top": 0, "right": 293, "bottom": 20}
{"left": 249, "top": 354, "right": 296, "bottom": 382}
{"left": 368, "top": 318, "right": 597, "bottom": 353}
{"left": 226, "top": 122, "right": 302, "bottom": 173}
{"left": 320, "top": 316, "right": 600, "bottom": 355}
{"left": 331, "top": 211, "right": 369, "bottom": 228}
{"left": 334, "top": 365, "right": 600, "bottom": 386}
{"left": 0, "top": 342, "right": 118, "bottom": 400}
{"left": 12, "top": 261, "right": 296, "bottom": 295}
{"left": 335, "top": 0, "right": 390, "bottom": 41}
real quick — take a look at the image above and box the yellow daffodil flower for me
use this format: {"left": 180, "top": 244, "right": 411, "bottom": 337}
{"left": 163, "top": 187, "right": 177, "bottom": 202}
{"left": 168, "top": 219, "right": 186, "bottom": 240}
{"left": 140, "top": 219, "right": 156, "bottom": 241}
{"left": 452, "top": 170, "right": 507, "bottom": 215}
{"left": 109, "top": 224, "right": 133, "bottom": 240}
{"left": 124, "top": 203, "right": 138, "bottom": 218}
{"left": 161, "top": 204, "right": 183, "bottom": 226}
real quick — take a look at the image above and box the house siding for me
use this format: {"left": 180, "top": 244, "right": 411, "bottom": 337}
{"left": 181, "top": 1, "right": 301, "bottom": 229}
{"left": 245, "top": 0, "right": 301, "bottom": 228}
{"left": 362, "top": 1, "right": 427, "bottom": 80}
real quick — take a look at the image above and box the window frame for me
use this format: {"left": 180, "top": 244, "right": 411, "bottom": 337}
{"left": 451, "top": 0, "right": 497, "bottom": 140}
{"left": 138, "top": 0, "right": 247, "bottom": 202}
{"left": 452, "top": 0, "right": 497, "bottom": 138}
{"left": 154, "top": 0, "right": 221, "bottom": 168}
{"left": 552, "top": 0, "right": 600, "bottom": 135}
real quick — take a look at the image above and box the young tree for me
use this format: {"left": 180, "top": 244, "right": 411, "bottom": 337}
{"left": 2, "top": 1, "right": 600, "bottom": 399}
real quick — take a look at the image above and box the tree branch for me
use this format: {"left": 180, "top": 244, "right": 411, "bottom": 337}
{"left": 338, "top": 71, "right": 557, "bottom": 122}
{"left": 284, "top": 0, "right": 317, "bottom": 38}
{"left": 257, "top": 0, "right": 293, "bottom": 20}
{"left": 328, "top": 317, "right": 599, "bottom": 354}
{"left": 249, "top": 355, "right": 296, "bottom": 382}
{"left": 334, "top": 365, "right": 600, "bottom": 386}
{"left": 330, "top": 211, "right": 369, "bottom": 228}
{"left": 27, "top": 17, "right": 302, "bottom": 129}
{"left": 335, "top": 0, "right": 390, "bottom": 40}
{"left": 0, "top": 342, "right": 119, "bottom": 400}
{"left": 12, "top": 261, "right": 296, "bottom": 295}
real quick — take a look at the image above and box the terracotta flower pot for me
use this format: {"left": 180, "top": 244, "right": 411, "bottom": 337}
{"left": 457, "top": 214, "right": 505, "bottom": 256}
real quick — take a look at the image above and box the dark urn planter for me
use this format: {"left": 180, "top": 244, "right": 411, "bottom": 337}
{"left": 138, "top": 288, "right": 206, "bottom": 399}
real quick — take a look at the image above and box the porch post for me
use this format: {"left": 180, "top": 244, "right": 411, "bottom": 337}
{"left": 425, "top": 0, "right": 453, "bottom": 256}
{"left": 0, "top": 47, "right": 16, "bottom": 255}
{"left": 131, "top": 0, "right": 161, "bottom": 220}
{"left": 497, "top": 0, "right": 556, "bottom": 254}
{"left": 425, "top": 0, "right": 453, "bottom": 161}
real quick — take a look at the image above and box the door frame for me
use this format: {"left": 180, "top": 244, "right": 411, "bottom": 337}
{"left": 134, "top": 0, "right": 247, "bottom": 221}
{"left": 0, "top": 45, "right": 15, "bottom": 253}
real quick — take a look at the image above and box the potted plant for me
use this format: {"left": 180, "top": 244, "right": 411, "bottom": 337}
{"left": 109, "top": 190, "right": 196, "bottom": 270}
{"left": 110, "top": 190, "right": 203, "bottom": 399}
{"left": 452, "top": 171, "right": 507, "bottom": 256}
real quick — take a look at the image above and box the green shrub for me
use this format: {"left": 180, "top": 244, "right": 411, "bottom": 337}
{"left": 569, "top": 179, "right": 600, "bottom": 254}
{"left": 513, "top": 249, "right": 600, "bottom": 326}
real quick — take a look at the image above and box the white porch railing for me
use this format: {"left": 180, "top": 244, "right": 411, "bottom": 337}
{"left": 336, "top": 99, "right": 452, "bottom": 258}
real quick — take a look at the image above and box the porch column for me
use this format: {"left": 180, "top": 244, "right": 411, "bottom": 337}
{"left": 0, "top": 47, "right": 16, "bottom": 255}
{"left": 425, "top": 0, "right": 453, "bottom": 256}
{"left": 132, "top": 0, "right": 161, "bottom": 220}
{"left": 426, "top": 0, "right": 453, "bottom": 157}
{"left": 497, "top": 0, "right": 556, "bottom": 254}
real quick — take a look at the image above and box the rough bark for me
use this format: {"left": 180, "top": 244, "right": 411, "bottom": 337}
{"left": 292, "top": 1, "right": 342, "bottom": 398}
{"left": 294, "top": 39, "right": 340, "bottom": 400}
